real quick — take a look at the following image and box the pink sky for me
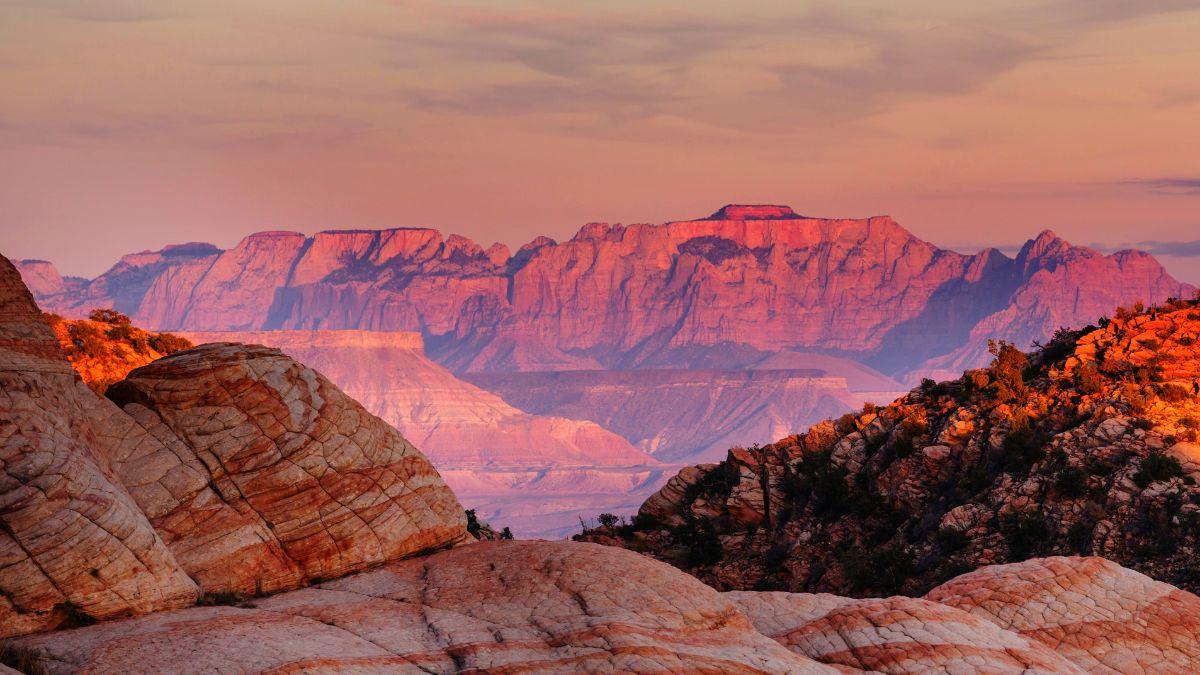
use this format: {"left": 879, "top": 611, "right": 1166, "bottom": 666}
{"left": 1, "top": 1, "right": 1198, "bottom": 283}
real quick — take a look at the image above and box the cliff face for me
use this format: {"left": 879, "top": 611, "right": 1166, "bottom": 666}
{"left": 466, "top": 366, "right": 906, "bottom": 463}
{"left": 582, "top": 297, "right": 1200, "bottom": 598}
{"left": 21, "top": 206, "right": 1193, "bottom": 380}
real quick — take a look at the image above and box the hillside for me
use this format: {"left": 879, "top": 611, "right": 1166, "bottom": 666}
{"left": 43, "top": 310, "right": 192, "bottom": 393}
{"left": 581, "top": 295, "right": 1200, "bottom": 596}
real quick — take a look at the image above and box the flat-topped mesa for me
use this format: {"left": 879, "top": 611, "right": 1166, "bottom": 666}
{"left": 706, "top": 204, "right": 803, "bottom": 220}
{"left": 183, "top": 329, "right": 427, "bottom": 353}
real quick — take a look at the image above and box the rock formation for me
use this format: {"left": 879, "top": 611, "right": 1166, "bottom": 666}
{"left": 467, "top": 364, "right": 906, "bottom": 462}
{"left": 179, "top": 330, "right": 666, "bottom": 539}
{"left": 21, "top": 206, "right": 1192, "bottom": 384}
{"left": 0, "top": 255, "right": 198, "bottom": 637}
{"left": 6, "top": 250, "right": 1200, "bottom": 673}
{"left": 582, "top": 296, "right": 1200, "bottom": 597}
{"left": 0, "top": 254, "right": 466, "bottom": 637}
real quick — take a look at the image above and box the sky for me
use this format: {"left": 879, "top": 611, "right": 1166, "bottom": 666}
{"left": 1, "top": 0, "right": 1198, "bottom": 283}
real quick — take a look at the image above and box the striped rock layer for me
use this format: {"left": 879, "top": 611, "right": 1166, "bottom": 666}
{"left": 0, "top": 254, "right": 468, "bottom": 637}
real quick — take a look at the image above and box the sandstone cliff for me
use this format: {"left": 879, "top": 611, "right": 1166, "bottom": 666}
{"left": 21, "top": 206, "right": 1192, "bottom": 382}
{"left": 583, "top": 296, "right": 1200, "bottom": 597}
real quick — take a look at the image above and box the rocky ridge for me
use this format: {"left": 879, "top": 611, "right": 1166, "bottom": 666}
{"left": 582, "top": 295, "right": 1200, "bottom": 598}
{"left": 18, "top": 206, "right": 1192, "bottom": 383}
{"left": 5, "top": 252, "right": 1200, "bottom": 672}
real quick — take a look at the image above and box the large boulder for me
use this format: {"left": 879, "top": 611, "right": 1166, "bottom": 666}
{"left": 7, "top": 540, "right": 836, "bottom": 673}
{"left": 104, "top": 342, "right": 469, "bottom": 596}
{"left": 926, "top": 556, "right": 1200, "bottom": 673}
{"left": 0, "top": 255, "right": 198, "bottom": 638}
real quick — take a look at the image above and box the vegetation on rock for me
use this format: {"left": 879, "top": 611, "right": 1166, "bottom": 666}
{"left": 581, "top": 294, "right": 1200, "bottom": 596}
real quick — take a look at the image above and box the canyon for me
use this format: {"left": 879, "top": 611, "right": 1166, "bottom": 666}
{"left": 583, "top": 296, "right": 1200, "bottom": 599}
{"left": 16, "top": 205, "right": 1193, "bottom": 534}
{"left": 6, "top": 251, "right": 1200, "bottom": 673}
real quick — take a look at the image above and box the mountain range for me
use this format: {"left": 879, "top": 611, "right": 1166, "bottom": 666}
{"left": 18, "top": 205, "right": 1193, "bottom": 534}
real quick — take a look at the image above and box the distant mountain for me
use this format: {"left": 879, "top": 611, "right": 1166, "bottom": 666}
{"left": 180, "top": 330, "right": 668, "bottom": 538}
{"left": 466, "top": 364, "right": 906, "bottom": 463}
{"left": 19, "top": 205, "right": 1192, "bottom": 383}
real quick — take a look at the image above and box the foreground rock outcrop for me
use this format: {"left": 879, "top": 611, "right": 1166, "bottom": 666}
{"left": 9, "top": 545, "right": 1200, "bottom": 674}
{"left": 0, "top": 256, "right": 198, "bottom": 637}
{"left": 583, "top": 296, "right": 1200, "bottom": 597}
{"left": 105, "top": 342, "right": 469, "bottom": 596}
{"left": 0, "top": 254, "right": 466, "bottom": 637}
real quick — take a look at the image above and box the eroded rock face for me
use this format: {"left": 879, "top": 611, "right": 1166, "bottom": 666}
{"left": 22, "top": 207, "right": 1193, "bottom": 382}
{"left": 8, "top": 541, "right": 836, "bottom": 674}
{"left": 103, "top": 342, "right": 469, "bottom": 596}
{"left": 927, "top": 556, "right": 1200, "bottom": 673}
{"left": 728, "top": 591, "right": 1083, "bottom": 674}
{"left": 0, "top": 255, "right": 198, "bottom": 638}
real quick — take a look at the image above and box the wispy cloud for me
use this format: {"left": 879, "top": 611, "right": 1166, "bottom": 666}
{"left": 1122, "top": 178, "right": 1200, "bottom": 195}
{"left": 1092, "top": 240, "right": 1200, "bottom": 257}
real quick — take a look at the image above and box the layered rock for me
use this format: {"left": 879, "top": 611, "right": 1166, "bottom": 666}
{"left": 21, "top": 206, "right": 1193, "bottom": 382}
{"left": 179, "top": 330, "right": 665, "bottom": 538}
{"left": 467, "top": 363, "right": 906, "bottom": 462}
{"left": 927, "top": 556, "right": 1200, "bottom": 673}
{"left": 106, "top": 342, "right": 469, "bottom": 595}
{"left": 583, "top": 297, "right": 1200, "bottom": 597}
{"left": 727, "top": 592, "right": 1083, "bottom": 673}
{"left": 7, "top": 541, "right": 836, "bottom": 674}
{"left": 0, "top": 255, "right": 198, "bottom": 638}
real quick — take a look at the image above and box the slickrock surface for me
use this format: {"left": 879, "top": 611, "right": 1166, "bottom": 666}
{"left": 0, "top": 255, "right": 197, "bottom": 638}
{"left": 727, "top": 592, "right": 1083, "bottom": 673}
{"left": 583, "top": 298, "right": 1200, "bottom": 597}
{"left": 179, "top": 330, "right": 665, "bottom": 539}
{"left": 7, "top": 541, "right": 836, "bottom": 674}
{"left": 105, "top": 342, "right": 469, "bottom": 595}
{"left": 927, "top": 556, "right": 1200, "bottom": 673}
{"left": 21, "top": 206, "right": 1192, "bottom": 382}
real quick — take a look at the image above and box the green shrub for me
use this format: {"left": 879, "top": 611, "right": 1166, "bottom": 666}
{"left": 1055, "top": 465, "right": 1088, "bottom": 498}
{"left": 934, "top": 526, "right": 970, "bottom": 552}
{"left": 88, "top": 308, "right": 131, "bottom": 325}
{"left": 1133, "top": 454, "right": 1185, "bottom": 488}
{"left": 1075, "top": 362, "right": 1104, "bottom": 395}
{"left": 148, "top": 332, "right": 192, "bottom": 354}
{"left": 1001, "top": 511, "right": 1053, "bottom": 561}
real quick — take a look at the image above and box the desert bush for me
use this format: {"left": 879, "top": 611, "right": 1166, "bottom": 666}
{"left": 1001, "top": 511, "right": 1053, "bottom": 561}
{"left": 1133, "top": 453, "right": 1185, "bottom": 488}
{"left": 987, "top": 340, "right": 1028, "bottom": 403}
{"left": 0, "top": 642, "right": 49, "bottom": 675}
{"left": 934, "top": 526, "right": 969, "bottom": 552}
{"left": 88, "top": 308, "right": 131, "bottom": 325}
{"left": 1075, "top": 362, "right": 1104, "bottom": 395}
{"left": 1160, "top": 384, "right": 1190, "bottom": 403}
{"left": 1055, "top": 465, "right": 1088, "bottom": 498}
{"left": 149, "top": 332, "right": 192, "bottom": 354}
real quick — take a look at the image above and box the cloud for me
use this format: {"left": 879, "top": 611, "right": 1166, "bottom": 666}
{"left": 1092, "top": 240, "right": 1200, "bottom": 257}
{"left": 1122, "top": 178, "right": 1200, "bottom": 195}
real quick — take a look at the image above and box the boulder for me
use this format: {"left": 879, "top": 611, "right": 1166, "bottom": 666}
{"left": 0, "top": 255, "right": 198, "bottom": 638}
{"left": 104, "top": 342, "right": 469, "bottom": 596}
